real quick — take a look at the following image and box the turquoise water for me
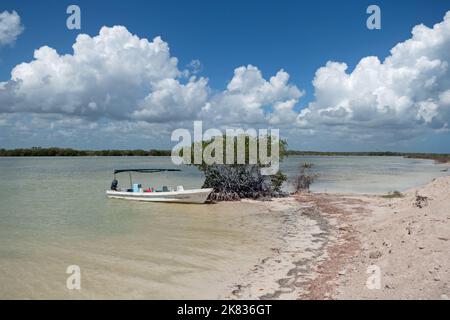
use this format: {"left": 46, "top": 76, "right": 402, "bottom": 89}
{"left": 0, "top": 156, "right": 447, "bottom": 299}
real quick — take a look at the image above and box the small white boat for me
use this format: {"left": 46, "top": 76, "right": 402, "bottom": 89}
{"left": 106, "top": 168, "right": 213, "bottom": 204}
{"left": 106, "top": 188, "right": 213, "bottom": 204}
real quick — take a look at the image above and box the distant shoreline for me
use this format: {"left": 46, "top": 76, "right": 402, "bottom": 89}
{"left": 0, "top": 148, "right": 172, "bottom": 157}
{"left": 1, "top": 147, "right": 449, "bottom": 163}
{"left": 286, "top": 151, "right": 450, "bottom": 163}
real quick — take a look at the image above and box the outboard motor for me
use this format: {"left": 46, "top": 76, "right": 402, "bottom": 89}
{"left": 111, "top": 178, "right": 118, "bottom": 191}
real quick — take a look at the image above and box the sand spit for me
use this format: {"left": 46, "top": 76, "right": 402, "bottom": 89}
{"left": 222, "top": 194, "right": 367, "bottom": 299}
{"left": 334, "top": 175, "right": 450, "bottom": 299}
{"left": 223, "top": 175, "right": 450, "bottom": 300}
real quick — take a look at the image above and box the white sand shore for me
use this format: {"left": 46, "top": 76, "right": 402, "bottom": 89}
{"left": 334, "top": 175, "right": 450, "bottom": 299}
{"left": 224, "top": 175, "right": 450, "bottom": 300}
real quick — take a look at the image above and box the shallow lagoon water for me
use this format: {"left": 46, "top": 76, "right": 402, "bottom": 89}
{"left": 0, "top": 156, "right": 447, "bottom": 298}
{"left": 282, "top": 156, "right": 449, "bottom": 194}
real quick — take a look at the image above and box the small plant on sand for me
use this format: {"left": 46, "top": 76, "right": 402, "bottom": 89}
{"left": 381, "top": 191, "right": 404, "bottom": 199}
{"left": 414, "top": 192, "right": 429, "bottom": 208}
{"left": 291, "top": 163, "right": 319, "bottom": 193}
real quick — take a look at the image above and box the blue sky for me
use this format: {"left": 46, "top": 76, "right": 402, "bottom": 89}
{"left": 1, "top": 0, "right": 450, "bottom": 151}
{"left": 1, "top": 0, "right": 448, "bottom": 103}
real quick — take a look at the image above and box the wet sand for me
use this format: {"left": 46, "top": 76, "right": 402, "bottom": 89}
{"left": 223, "top": 175, "right": 450, "bottom": 300}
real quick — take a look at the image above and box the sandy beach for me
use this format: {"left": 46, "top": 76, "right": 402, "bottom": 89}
{"left": 223, "top": 174, "right": 450, "bottom": 300}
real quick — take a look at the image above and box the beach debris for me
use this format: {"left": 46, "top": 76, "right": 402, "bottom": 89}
{"left": 382, "top": 240, "right": 391, "bottom": 248}
{"left": 414, "top": 193, "right": 429, "bottom": 208}
{"left": 406, "top": 226, "right": 412, "bottom": 235}
{"left": 338, "top": 269, "right": 347, "bottom": 276}
{"left": 369, "top": 250, "right": 382, "bottom": 259}
{"left": 231, "top": 284, "right": 250, "bottom": 297}
{"left": 261, "top": 257, "right": 270, "bottom": 264}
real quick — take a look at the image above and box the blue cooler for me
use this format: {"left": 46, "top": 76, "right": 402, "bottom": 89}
{"left": 133, "top": 183, "right": 142, "bottom": 192}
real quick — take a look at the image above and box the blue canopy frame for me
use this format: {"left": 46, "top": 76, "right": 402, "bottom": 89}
{"left": 113, "top": 168, "right": 181, "bottom": 189}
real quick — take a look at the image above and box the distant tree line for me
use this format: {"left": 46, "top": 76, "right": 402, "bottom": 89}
{"left": 0, "top": 147, "right": 448, "bottom": 163}
{"left": 0, "top": 147, "right": 171, "bottom": 157}
{"left": 286, "top": 151, "right": 450, "bottom": 163}
{"left": 286, "top": 151, "right": 405, "bottom": 156}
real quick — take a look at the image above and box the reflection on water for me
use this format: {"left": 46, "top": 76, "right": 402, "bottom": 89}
{"left": 0, "top": 156, "right": 447, "bottom": 298}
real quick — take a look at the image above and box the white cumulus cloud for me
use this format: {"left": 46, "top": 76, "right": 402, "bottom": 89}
{"left": 0, "top": 28, "right": 303, "bottom": 127}
{"left": 297, "top": 11, "right": 450, "bottom": 137}
{"left": 0, "top": 10, "right": 24, "bottom": 46}
{"left": 2, "top": 26, "right": 189, "bottom": 120}
{"left": 204, "top": 65, "right": 303, "bottom": 125}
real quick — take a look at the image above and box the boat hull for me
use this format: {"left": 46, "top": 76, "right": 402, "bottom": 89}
{"left": 106, "top": 188, "right": 213, "bottom": 204}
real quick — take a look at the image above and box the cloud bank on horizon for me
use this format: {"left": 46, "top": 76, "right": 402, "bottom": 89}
{"left": 0, "top": 10, "right": 450, "bottom": 150}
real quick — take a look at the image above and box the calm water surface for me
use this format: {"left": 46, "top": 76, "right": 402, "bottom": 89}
{"left": 0, "top": 156, "right": 447, "bottom": 298}
{"left": 282, "top": 156, "right": 449, "bottom": 194}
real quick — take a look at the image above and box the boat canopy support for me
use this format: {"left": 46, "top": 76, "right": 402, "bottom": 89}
{"left": 112, "top": 169, "right": 181, "bottom": 189}
{"left": 113, "top": 168, "right": 181, "bottom": 175}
